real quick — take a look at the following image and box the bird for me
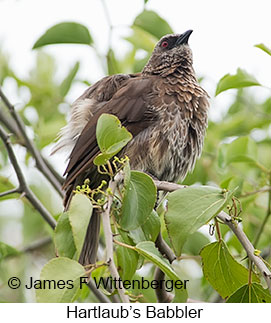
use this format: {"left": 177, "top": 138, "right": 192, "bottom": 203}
{"left": 53, "top": 30, "right": 209, "bottom": 266}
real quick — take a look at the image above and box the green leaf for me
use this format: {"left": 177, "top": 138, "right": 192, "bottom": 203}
{"left": 165, "top": 186, "right": 233, "bottom": 256}
{"left": 54, "top": 212, "right": 77, "bottom": 259}
{"left": 215, "top": 68, "right": 261, "bottom": 96}
{"left": 33, "top": 22, "right": 93, "bottom": 49}
{"left": 0, "top": 242, "right": 19, "bottom": 262}
{"left": 135, "top": 241, "right": 188, "bottom": 302}
{"left": 224, "top": 136, "right": 258, "bottom": 166}
{"left": 200, "top": 241, "right": 259, "bottom": 299}
{"left": 227, "top": 283, "right": 271, "bottom": 303}
{"left": 133, "top": 10, "right": 173, "bottom": 40}
{"left": 68, "top": 193, "right": 93, "bottom": 259}
{"left": 141, "top": 210, "right": 161, "bottom": 242}
{"left": 116, "top": 231, "right": 139, "bottom": 281}
{"left": 129, "top": 210, "right": 161, "bottom": 243}
{"left": 255, "top": 43, "right": 271, "bottom": 56}
{"left": 219, "top": 176, "right": 234, "bottom": 190}
{"left": 36, "top": 257, "right": 86, "bottom": 303}
{"left": 60, "top": 61, "right": 80, "bottom": 97}
{"left": 94, "top": 114, "right": 132, "bottom": 165}
{"left": 120, "top": 171, "right": 156, "bottom": 230}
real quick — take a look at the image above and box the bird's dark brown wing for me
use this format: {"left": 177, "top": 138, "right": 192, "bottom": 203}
{"left": 63, "top": 75, "right": 156, "bottom": 192}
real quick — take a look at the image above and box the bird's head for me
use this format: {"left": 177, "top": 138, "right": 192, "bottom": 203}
{"left": 143, "top": 30, "right": 193, "bottom": 76}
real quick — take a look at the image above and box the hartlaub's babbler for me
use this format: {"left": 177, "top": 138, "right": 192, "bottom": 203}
{"left": 53, "top": 30, "right": 209, "bottom": 265}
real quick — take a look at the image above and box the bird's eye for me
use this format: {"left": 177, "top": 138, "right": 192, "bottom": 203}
{"left": 161, "top": 41, "right": 168, "bottom": 48}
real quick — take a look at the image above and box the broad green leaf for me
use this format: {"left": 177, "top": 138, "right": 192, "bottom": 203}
{"left": 116, "top": 232, "right": 139, "bottom": 281}
{"left": 54, "top": 212, "right": 77, "bottom": 259}
{"left": 68, "top": 193, "right": 93, "bottom": 259}
{"left": 60, "top": 61, "right": 80, "bottom": 97}
{"left": 36, "top": 257, "right": 86, "bottom": 303}
{"left": 200, "top": 241, "right": 259, "bottom": 299}
{"left": 227, "top": 283, "right": 271, "bottom": 303}
{"left": 135, "top": 241, "right": 188, "bottom": 302}
{"left": 224, "top": 136, "right": 258, "bottom": 166}
{"left": 0, "top": 242, "right": 19, "bottom": 262}
{"left": 94, "top": 114, "right": 132, "bottom": 165}
{"left": 255, "top": 43, "right": 271, "bottom": 56}
{"left": 121, "top": 171, "right": 156, "bottom": 230}
{"left": 165, "top": 186, "right": 233, "bottom": 256}
{"left": 129, "top": 210, "right": 161, "bottom": 243}
{"left": 215, "top": 68, "right": 261, "bottom": 96}
{"left": 219, "top": 176, "right": 234, "bottom": 189}
{"left": 33, "top": 22, "right": 93, "bottom": 49}
{"left": 133, "top": 10, "right": 173, "bottom": 40}
{"left": 141, "top": 210, "right": 160, "bottom": 242}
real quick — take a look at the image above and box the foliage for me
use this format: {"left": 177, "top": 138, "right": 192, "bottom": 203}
{"left": 0, "top": 4, "right": 271, "bottom": 304}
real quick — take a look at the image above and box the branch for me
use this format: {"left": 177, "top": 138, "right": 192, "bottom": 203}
{"left": 0, "top": 87, "right": 63, "bottom": 197}
{"left": 20, "top": 236, "right": 52, "bottom": 253}
{"left": 101, "top": 172, "right": 130, "bottom": 302}
{"left": 154, "top": 180, "right": 187, "bottom": 192}
{"left": 153, "top": 180, "right": 271, "bottom": 293}
{"left": 0, "top": 125, "right": 56, "bottom": 229}
{"left": 217, "top": 211, "right": 271, "bottom": 292}
{"left": 0, "top": 107, "right": 23, "bottom": 142}
{"left": 0, "top": 188, "right": 20, "bottom": 198}
{"left": 87, "top": 280, "right": 112, "bottom": 303}
{"left": 239, "top": 186, "right": 271, "bottom": 198}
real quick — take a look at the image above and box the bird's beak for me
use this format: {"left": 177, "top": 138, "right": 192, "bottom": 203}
{"left": 176, "top": 30, "right": 193, "bottom": 45}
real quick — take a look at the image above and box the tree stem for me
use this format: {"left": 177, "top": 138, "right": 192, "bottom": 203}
{"left": 101, "top": 173, "right": 129, "bottom": 302}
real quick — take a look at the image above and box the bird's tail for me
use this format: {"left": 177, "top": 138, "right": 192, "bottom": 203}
{"left": 79, "top": 208, "right": 101, "bottom": 266}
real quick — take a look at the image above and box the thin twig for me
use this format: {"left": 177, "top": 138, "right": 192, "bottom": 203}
{"left": 0, "top": 87, "right": 63, "bottom": 197}
{"left": 155, "top": 232, "right": 176, "bottom": 263}
{"left": 0, "top": 106, "right": 23, "bottom": 142}
{"left": 0, "top": 103, "right": 64, "bottom": 187}
{"left": 215, "top": 218, "right": 222, "bottom": 241}
{"left": 217, "top": 211, "right": 271, "bottom": 292}
{"left": 154, "top": 180, "right": 187, "bottom": 192}
{"left": 101, "top": 172, "right": 130, "bottom": 302}
{"left": 239, "top": 186, "right": 271, "bottom": 198}
{"left": 153, "top": 179, "right": 271, "bottom": 293}
{"left": 87, "top": 280, "right": 112, "bottom": 303}
{"left": 154, "top": 266, "right": 173, "bottom": 302}
{"left": 0, "top": 188, "right": 19, "bottom": 198}
{"left": 0, "top": 126, "right": 56, "bottom": 229}
{"left": 21, "top": 236, "right": 52, "bottom": 253}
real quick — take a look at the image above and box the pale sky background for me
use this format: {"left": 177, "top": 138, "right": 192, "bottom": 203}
{"left": 0, "top": 0, "right": 270, "bottom": 281}
{"left": 0, "top": 0, "right": 271, "bottom": 120}
{"left": 0, "top": 0, "right": 270, "bottom": 192}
